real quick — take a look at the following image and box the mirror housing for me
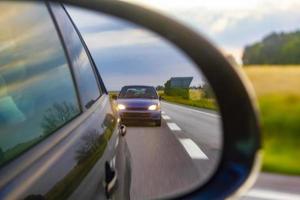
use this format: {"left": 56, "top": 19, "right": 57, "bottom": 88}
{"left": 44, "top": 1, "right": 261, "bottom": 198}
{"left": 119, "top": 124, "right": 126, "bottom": 137}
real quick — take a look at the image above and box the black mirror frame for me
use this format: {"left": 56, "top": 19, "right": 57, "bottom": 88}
{"left": 52, "top": 0, "right": 262, "bottom": 199}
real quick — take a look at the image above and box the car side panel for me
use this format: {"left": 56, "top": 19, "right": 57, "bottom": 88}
{"left": 0, "top": 95, "right": 119, "bottom": 199}
{"left": 0, "top": 2, "right": 128, "bottom": 199}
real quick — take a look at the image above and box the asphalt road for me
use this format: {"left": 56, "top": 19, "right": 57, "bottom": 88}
{"left": 125, "top": 101, "right": 300, "bottom": 199}
{"left": 125, "top": 101, "right": 222, "bottom": 199}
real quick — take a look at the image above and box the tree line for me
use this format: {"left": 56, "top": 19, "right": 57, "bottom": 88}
{"left": 242, "top": 30, "right": 300, "bottom": 65}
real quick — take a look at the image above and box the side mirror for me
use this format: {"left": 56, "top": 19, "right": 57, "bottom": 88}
{"left": 2, "top": 1, "right": 260, "bottom": 200}
{"left": 119, "top": 124, "right": 126, "bottom": 137}
{"left": 62, "top": 1, "right": 260, "bottom": 199}
{"left": 111, "top": 94, "right": 117, "bottom": 100}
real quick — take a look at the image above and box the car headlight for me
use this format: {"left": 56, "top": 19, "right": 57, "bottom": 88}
{"left": 117, "top": 104, "right": 126, "bottom": 110}
{"left": 148, "top": 104, "right": 157, "bottom": 111}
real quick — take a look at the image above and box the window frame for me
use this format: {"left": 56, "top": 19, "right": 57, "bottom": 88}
{"left": 49, "top": 2, "right": 108, "bottom": 111}
{"left": 46, "top": 2, "right": 83, "bottom": 113}
{"left": 62, "top": 4, "right": 108, "bottom": 95}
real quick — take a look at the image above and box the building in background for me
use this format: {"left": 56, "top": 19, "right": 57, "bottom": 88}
{"left": 164, "top": 77, "right": 193, "bottom": 99}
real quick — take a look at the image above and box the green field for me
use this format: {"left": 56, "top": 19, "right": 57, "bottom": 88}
{"left": 244, "top": 66, "right": 300, "bottom": 175}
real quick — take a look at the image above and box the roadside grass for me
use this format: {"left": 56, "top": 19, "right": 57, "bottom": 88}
{"left": 244, "top": 66, "right": 300, "bottom": 175}
{"left": 160, "top": 93, "right": 217, "bottom": 111}
{"left": 189, "top": 89, "right": 203, "bottom": 100}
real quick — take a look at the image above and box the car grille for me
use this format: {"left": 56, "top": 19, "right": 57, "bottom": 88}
{"left": 126, "top": 107, "right": 148, "bottom": 111}
{"left": 122, "top": 112, "right": 151, "bottom": 118}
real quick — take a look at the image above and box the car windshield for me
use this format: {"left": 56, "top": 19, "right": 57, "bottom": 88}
{"left": 118, "top": 86, "right": 158, "bottom": 99}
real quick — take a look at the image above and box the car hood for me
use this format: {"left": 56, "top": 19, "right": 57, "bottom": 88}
{"left": 117, "top": 98, "right": 159, "bottom": 108}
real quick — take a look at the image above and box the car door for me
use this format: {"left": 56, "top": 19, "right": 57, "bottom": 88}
{"left": 0, "top": 1, "right": 129, "bottom": 199}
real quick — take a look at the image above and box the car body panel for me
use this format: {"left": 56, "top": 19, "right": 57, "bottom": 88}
{"left": 0, "top": 2, "right": 131, "bottom": 200}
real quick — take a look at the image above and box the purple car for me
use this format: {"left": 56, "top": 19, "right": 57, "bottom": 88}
{"left": 115, "top": 85, "right": 162, "bottom": 126}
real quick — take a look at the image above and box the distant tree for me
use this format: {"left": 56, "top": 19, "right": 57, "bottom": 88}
{"left": 156, "top": 85, "right": 164, "bottom": 91}
{"left": 75, "top": 130, "right": 103, "bottom": 163}
{"left": 164, "top": 80, "right": 171, "bottom": 95}
{"left": 41, "top": 102, "right": 79, "bottom": 135}
{"left": 242, "top": 30, "right": 300, "bottom": 65}
{"left": 202, "top": 83, "right": 214, "bottom": 99}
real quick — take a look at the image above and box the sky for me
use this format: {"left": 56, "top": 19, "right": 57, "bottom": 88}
{"left": 67, "top": 6, "right": 205, "bottom": 91}
{"left": 67, "top": 0, "right": 300, "bottom": 91}
{"left": 126, "top": 0, "right": 300, "bottom": 63}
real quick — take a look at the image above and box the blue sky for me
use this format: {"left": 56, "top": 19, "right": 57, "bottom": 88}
{"left": 67, "top": 0, "right": 300, "bottom": 91}
{"left": 127, "top": 0, "right": 300, "bottom": 62}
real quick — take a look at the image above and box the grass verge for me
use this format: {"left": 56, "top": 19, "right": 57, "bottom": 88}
{"left": 160, "top": 94, "right": 217, "bottom": 111}
{"left": 244, "top": 66, "right": 300, "bottom": 175}
{"left": 258, "top": 94, "right": 300, "bottom": 175}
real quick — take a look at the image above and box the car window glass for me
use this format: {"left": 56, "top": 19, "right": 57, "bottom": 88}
{"left": 119, "top": 86, "right": 158, "bottom": 99}
{"left": 0, "top": 2, "right": 80, "bottom": 167}
{"left": 50, "top": 4, "right": 101, "bottom": 109}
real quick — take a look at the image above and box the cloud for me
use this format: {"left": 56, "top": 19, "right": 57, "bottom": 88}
{"left": 68, "top": 0, "right": 300, "bottom": 88}
{"left": 67, "top": 7, "right": 206, "bottom": 90}
{"left": 145, "top": 1, "right": 300, "bottom": 63}
{"left": 126, "top": 0, "right": 300, "bottom": 12}
{"left": 124, "top": 0, "right": 300, "bottom": 63}
{"left": 82, "top": 28, "right": 160, "bottom": 50}
{"left": 89, "top": 41, "right": 204, "bottom": 90}
{"left": 67, "top": 6, "right": 161, "bottom": 49}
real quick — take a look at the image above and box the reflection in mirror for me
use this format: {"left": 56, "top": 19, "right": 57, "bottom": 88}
{"left": 68, "top": 6, "right": 223, "bottom": 199}
{"left": 0, "top": 2, "right": 80, "bottom": 167}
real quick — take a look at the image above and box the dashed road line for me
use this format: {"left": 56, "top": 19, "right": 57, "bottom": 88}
{"left": 161, "top": 111, "right": 166, "bottom": 114}
{"left": 162, "top": 115, "right": 171, "bottom": 120}
{"left": 163, "top": 113, "right": 209, "bottom": 160}
{"left": 167, "top": 122, "right": 181, "bottom": 131}
{"left": 179, "top": 138, "right": 208, "bottom": 160}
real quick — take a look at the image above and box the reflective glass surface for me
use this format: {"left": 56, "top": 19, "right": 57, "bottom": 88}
{"left": 51, "top": 4, "right": 101, "bottom": 108}
{"left": 0, "top": 2, "right": 80, "bottom": 167}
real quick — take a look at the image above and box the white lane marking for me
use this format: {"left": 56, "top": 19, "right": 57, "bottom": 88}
{"left": 161, "top": 111, "right": 166, "bottom": 114}
{"left": 245, "top": 189, "right": 300, "bottom": 200}
{"left": 162, "top": 115, "right": 171, "bottom": 120}
{"left": 167, "top": 123, "right": 181, "bottom": 131}
{"left": 162, "top": 102, "right": 219, "bottom": 118}
{"left": 179, "top": 138, "right": 208, "bottom": 159}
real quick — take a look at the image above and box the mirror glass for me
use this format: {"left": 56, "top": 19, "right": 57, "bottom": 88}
{"left": 68, "top": 7, "right": 222, "bottom": 199}
{"left": 0, "top": 1, "right": 222, "bottom": 199}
